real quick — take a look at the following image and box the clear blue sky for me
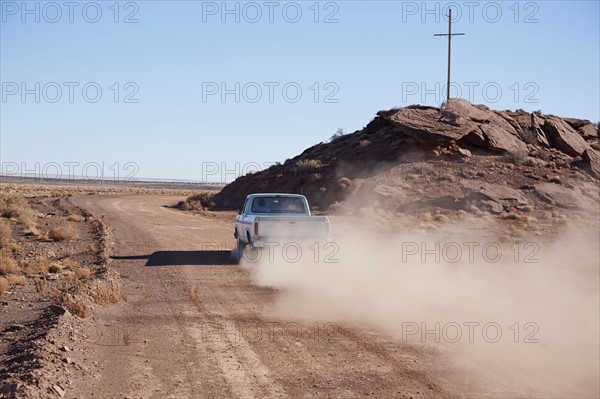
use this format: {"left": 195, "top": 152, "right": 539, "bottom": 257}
{"left": 1, "top": 0, "right": 599, "bottom": 182}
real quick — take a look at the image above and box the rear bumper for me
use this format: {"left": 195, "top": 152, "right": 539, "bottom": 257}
{"left": 251, "top": 237, "right": 329, "bottom": 248}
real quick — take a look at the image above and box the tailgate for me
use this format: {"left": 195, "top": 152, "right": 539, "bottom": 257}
{"left": 255, "top": 216, "right": 329, "bottom": 240}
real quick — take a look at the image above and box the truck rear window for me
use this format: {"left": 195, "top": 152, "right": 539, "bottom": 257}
{"left": 251, "top": 197, "right": 306, "bottom": 214}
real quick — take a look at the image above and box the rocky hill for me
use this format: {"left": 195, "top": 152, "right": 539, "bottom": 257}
{"left": 213, "top": 99, "right": 599, "bottom": 220}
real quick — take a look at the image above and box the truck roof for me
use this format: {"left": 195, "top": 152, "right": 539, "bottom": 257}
{"left": 246, "top": 193, "right": 307, "bottom": 199}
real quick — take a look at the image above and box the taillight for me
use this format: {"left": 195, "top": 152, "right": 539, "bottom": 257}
{"left": 254, "top": 222, "right": 259, "bottom": 236}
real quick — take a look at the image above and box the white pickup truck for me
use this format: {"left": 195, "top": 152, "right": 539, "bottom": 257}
{"left": 233, "top": 193, "right": 330, "bottom": 261}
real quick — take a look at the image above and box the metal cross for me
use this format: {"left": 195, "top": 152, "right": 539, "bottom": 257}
{"left": 434, "top": 8, "right": 465, "bottom": 104}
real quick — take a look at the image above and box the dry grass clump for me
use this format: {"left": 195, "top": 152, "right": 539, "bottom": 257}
{"left": 433, "top": 213, "right": 450, "bottom": 223}
{"left": 34, "top": 277, "right": 51, "bottom": 297}
{"left": 47, "top": 224, "right": 77, "bottom": 241}
{"left": 75, "top": 267, "right": 92, "bottom": 280}
{"left": 0, "top": 195, "right": 28, "bottom": 218}
{"left": 518, "top": 128, "right": 538, "bottom": 145}
{"left": 67, "top": 214, "right": 85, "bottom": 222}
{"left": 24, "top": 256, "right": 51, "bottom": 275}
{"left": 92, "top": 280, "right": 120, "bottom": 304}
{"left": 294, "top": 159, "right": 324, "bottom": 172}
{"left": 501, "top": 212, "right": 532, "bottom": 223}
{"left": 8, "top": 275, "right": 27, "bottom": 286}
{"left": 338, "top": 177, "right": 355, "bottom": 191}
{"left": 309, "top": 173, "right": 323, "bottom": 183}
{"left": 64, "top": 294, "right": 90, "bottom": 318}
{"left": 35, "top": 276, "right": 90, "bottom": 317}
{"left": 177, "top": 191, "right": 216, "bottom": 211}
{"left": 0, "top": 277, "right": 9, "bottom": 295}
{"left": 183, "top": 284, "right": 199, "bottom": 301}
{"left": 519, "top": 205, "right": 535, "bottom": 213}
{"left": 505, "top": 150, "right": 528, "bottom": 165}
{"left": 419, "top": 212, "right": 433, "bottom": 223}
{"left": 0, "top": 248, "right": 21, "bottom": 275}
{"left": 63, "top": 259, "right": 92, "bottom": 280}
{"left": 123, "top": 325, "right": 132, "bottom": 345}
{"left": 0, "top": 221, "right": 19, "bottom": 251}
{"left": 0, "top": 195, "right": 39, "bottom": 236}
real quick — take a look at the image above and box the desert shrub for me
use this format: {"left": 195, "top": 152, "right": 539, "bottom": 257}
{"left": 62, "top": 258, "right": 79, "bottom": 270}
{"left": 24, "top": 256, "right": 50, "bottom": 275}
{"left": 0, "top": 221, "right": 12, "bottom": 246}
{"left": 67, "top": 214, "right": 85, "bottom": 222}
{"left": 47, "top": 224, "right": 77, "bottom": 241}
{"left": 294, "top": 159, "right": 324, "bottom": 172}
{"left": 187, "top": 192, "right": 215, "bottom": 207}
{"left": 309, "top": 173, "right": 323, "bottom": 183}
{"left": 0, "top": 195, "right": 28, "bottom": 218}
{"left": 178, "top": 191, "right": 216, "bottom": 211}
{"left": 75, "top": 266, "right": 92, "bottom": 280}
{"left": 34, "top": 277, "right": 46, "bottom": 295}
{"left": 518, "top": 128, "right": 538, "bottom": 145}
{"left": 0, "top": 221, "right": 18, "bottom": 251}
{"left": 123, "top": 325, "right": 132, "bottom": 345}
{"left": 0, "top": 249, "right": 21, "bottom": 275}
{"left": 505, "top": 150, "right": 528, "bottom": 165}
{"left": 338, "top": 177, "right": 354, "bottom": 190}
{"left": 64, "top": 294, "right": 89, "bottom": 318}
{"left": 0, "top": 195, "right": 39, "bottom": 235}
{"left": 0, "top": 277, "right": 8, "bottom": 295}
{"left": 329, "top": 128, "right": 346, "bottom": 142}
{"left": 419, "top": 212, "right": 433, "bottom": 223}
{"left": 92, "top": 280, "right": 120, "bottom": 304}
{"left": 433, "top": 213, "right": 450, "bottom": 222}
{"left": 8, "top": 275, "right": 27, "bottom": 286}
{"left": 63, "top": 258, "right": 91, "bottom": 279}
{"left": 184, "top": 284, "right": 198, "bottom": 301}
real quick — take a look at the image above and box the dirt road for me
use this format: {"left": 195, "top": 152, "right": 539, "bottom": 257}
{"left": 67, "top": 195, "right": 450, "bottom": 398}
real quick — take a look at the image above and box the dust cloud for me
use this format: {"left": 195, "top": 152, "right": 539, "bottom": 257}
{"left": 247, "top": 217, "right": 600, "bottom": 398}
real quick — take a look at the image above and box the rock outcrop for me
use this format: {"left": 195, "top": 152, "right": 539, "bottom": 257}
{"left": 578, "top": 149, "right": 600, "bottom": 179}
{"left": 213, "top": 99, "right": 599, "bottom": 211}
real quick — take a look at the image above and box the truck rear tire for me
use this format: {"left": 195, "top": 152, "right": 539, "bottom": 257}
{"left": 232, "top": 238, "right": 245, "bottom": 264}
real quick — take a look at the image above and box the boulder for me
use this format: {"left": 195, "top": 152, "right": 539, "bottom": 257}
{"left": 534, "top": 183, "right": 594, "bottom": 209}
{"left": 495, "top": 110, "right": 523, "bottom": 133}
{"left": 477, "top": 124, "right": 529, "bottom": 153}
{"left": 461, "top": 180, "right": 529, "bottom": 208}
{"left": 580, "top": 149, "right": 600, "bottom": 178}
{"left": 388, "top": 107, "right": 471, "bottom": 142}
{"left": 564, "top": 118, "right": 599, "bottom": 139}
{"left": 542, "top": 117, "right": 590, "bottom": 156}
{"left": 443, "top": 98, "right": 492, "bottom": 123}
